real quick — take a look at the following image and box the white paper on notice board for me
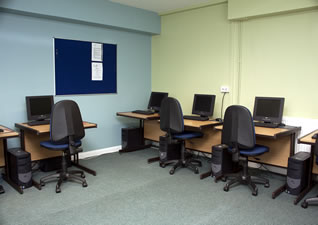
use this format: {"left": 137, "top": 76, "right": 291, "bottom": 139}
{"left": 92, "top": 62, "right": 103, "bottom": 81}
{"left": 92, "top": 43, "right": 103, "bottom": 61}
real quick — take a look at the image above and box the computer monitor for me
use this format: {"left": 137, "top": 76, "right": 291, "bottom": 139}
{"left": 26, "top": 95, "right": 54, "bottom": 121}
{"left": 253, "top": 97, "right": 285, "bottom": 124}
{"left": 192, "top": 94, "right": 216, "bottom": 118}
{"left": 148, "top": 92, "right": 168, "bottom": 112}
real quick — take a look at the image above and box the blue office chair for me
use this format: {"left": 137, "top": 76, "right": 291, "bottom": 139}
{"left": 301, "top": 139, "right": 318, "bottom": 208}
{"left": 39, "top": 100, "right": 87, "bottom": 193}
{"left": 160, "top": 97, "right": 203, "bottom": 175}
{"left": 220, "top": 105, "right": 270, "bottom": 196}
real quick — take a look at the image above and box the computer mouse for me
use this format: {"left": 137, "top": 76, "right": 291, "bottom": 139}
{"left": 312, "top": 133, "right": 318, "bottom": 139}
{"left": 215, "top": 118, "right": 223, "bottom": 122}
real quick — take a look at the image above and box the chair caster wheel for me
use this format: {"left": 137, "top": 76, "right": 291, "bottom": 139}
{"left": 169, "top": 169, "right": 175, "bottom": 175}
{"left": 194, "top": 168, "right": 199, "bottom": 174}
{"left": 221, "top": 177, "right": 227, "bottom": 182}
{"left": 159, "top": 163, "right": 166, "bottom": 168}
{"left": 40, "top": 181, "right": 45, "bottom": 187}
{"left": 224, "top": 186, "right": 229, "bottom": 192}
{"left": 81, "top": 174, "right": 85, "bottom": 178}
{"left": 56, "top": 187, "right": 61, "bottom": 193}
{"left": 264, "top": 183, "right": 270, "bottom": 188}
{"left": 82, "top": 182, "right": 88, "bottom": 187}
{"left": 301, "top": 201, "right": 308, "bottom": 209}
{"left": 252, "top": 190, "right": 258, "bottom": 196}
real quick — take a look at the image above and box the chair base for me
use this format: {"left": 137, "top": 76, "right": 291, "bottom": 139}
{"left": 169, "top": 158, "right": 202, "bottom": 175}
{"left": 40, "top": 169, "right": 87, "bottom": 193}
{"left": 0, "top": 185, "right": 4, "bottom": 194}
{"left": 159, "top": 159, "right": 178, "bottom": 168}
{"left": 223, "top": 157, "right": 269, "bottom": 196}
{"left": 301, "top": 196, "right": 318, "bottom": 208}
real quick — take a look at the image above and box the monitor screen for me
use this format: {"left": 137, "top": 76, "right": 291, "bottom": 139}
{"left": 192, "top": 94, "right": 216, "bottom": 117}
{"left": 148, "top": 92, "right": 168, "bottom": 112}
{"left": 26, "top": 95, "right": 54, "bottom": 121}
{"left": 253, "top": 97, "right": 285, "bottom": 124}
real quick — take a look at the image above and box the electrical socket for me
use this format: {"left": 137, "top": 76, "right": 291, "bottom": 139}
{"left": 220, "top": 86, "right": 229, "bottom": 93}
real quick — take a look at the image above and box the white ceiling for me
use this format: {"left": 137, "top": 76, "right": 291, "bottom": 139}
{"left": 109, "top": 0, "right": 213, "bottom": 14}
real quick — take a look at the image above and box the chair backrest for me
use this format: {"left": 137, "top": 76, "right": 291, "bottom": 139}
{"left": 222, "top": 105, "right": 255, "bottom": 149}
{"left": 50, "top": 100, "right": 85, "bottom": 144}
{"left": 160, "top": 97, "right": 184, "bottom": 135}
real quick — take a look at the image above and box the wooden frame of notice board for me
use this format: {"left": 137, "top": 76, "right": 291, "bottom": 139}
{"left": 54, "top": 38, "right": 117, "bottom": 95}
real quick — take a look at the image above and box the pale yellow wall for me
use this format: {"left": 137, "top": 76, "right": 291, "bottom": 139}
{"left": 152, "top": 2, "right": 318, "bottom": 119}
{"left": 152, "top": 3, "right": 232, "bottom": 118}
{"left": 228, "top": 0, "right": 318, "bottom": 20}
{"left": 239, "top": 9, "right": 318, "bottom": 118}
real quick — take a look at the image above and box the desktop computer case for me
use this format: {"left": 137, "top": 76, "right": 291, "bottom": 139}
{"left": 121, "top": 127, "right": 144, "bottom": 149}
{"left": 7, "top": 148, "right": 32, "bottom": 189}
{"left": 159, "top": 136, "right": 181, "bottom": 162}
{"left": 286, "top": 152, "right": 310, "bottom": 195}
{"left": 211, "top": 144, "right": 235, "bottom": 177}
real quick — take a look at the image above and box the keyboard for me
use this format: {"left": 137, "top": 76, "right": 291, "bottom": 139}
{"left": 27, "top": 120, "right": 50, "bottom": 126}
{"left": 132, "top": 110, "right": 155, "bottom": 115}
{"left": 183, "top": 115, "right": 209, "bottom": 121}
{"left": 254, "top": 122, "right": 279, "bottom": 128}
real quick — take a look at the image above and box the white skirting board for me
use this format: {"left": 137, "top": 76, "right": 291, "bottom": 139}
{"left": 78, "top": 145, "right": 121, "bottom": 159}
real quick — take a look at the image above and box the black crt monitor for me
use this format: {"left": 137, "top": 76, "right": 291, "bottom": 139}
{"left": 192, "top": 94, "right": 216, "bottom": 118}
{"left": 148, "top": 92, "right": 168, "bottom": 112}
{"left": 253, "top": 97, "right": 285, "bottom": 124}
{"left": 26, "top": 95, "right": 54, "bottom": 122}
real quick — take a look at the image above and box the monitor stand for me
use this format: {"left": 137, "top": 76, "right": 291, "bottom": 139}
{"left": 27, "top": 119, "right": 50, "bottom": 126}
{"left": 254, "top": 121, "right": 279, "bottom": 128}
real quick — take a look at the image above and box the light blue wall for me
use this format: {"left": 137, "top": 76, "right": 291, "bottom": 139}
{"left": 0, "top": 0, "right": 160, "bottom": 34}
{"left": 0, "top": 2, "right": 159, "bottom": 150}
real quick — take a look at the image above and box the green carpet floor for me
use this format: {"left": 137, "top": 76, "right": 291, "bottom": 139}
{"left": 0, "top": 148, "right": 317, "bottom": 225}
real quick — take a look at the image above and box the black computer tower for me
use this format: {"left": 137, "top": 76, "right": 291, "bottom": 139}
{"left": 121, "top": 127, "right": 144, "bottom": 149}
{"left": 286, "top": 152, "right": 310, "bottom": 195}
{"left": 211, "top": 144, "right": 235, "bottom": 177}
{"left": 7, "top": 148, "right": 32, "bottom": 189}
{"left": 159, "top": 135, "right": 181, "bottom": 162}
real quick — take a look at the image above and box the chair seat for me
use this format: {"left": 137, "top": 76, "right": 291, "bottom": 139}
{"left": 239, "top": 144, "right": 269, "bottom": 156}
{"left": 173, "top": 131, "right": 203, "bottom": 140}
{"left": 40, "top": 140, "right": 81, "bottom": 150}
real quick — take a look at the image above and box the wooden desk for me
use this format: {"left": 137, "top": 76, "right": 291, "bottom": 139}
{"left": 15, "top": 121, "right": 97, "bottom": 176}
{"left": 116, "top": 112, "right": 160, "bottom": 154}
{"left": 199, "top": 125, "right": 300, "bottom": 180}
{"left": 144, "top": 119, "right": 222, "bottom": 153}
{"left": 0, "top": 125, "right": 19, "bottom": 194}
{"left": 298, "top": 129, "right": 318, "bottom": 174}
{"left": 214, "top": 125, "right": 301, "bottom": 168}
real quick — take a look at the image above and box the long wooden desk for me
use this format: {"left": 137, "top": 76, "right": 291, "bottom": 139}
{"left": 144, "top": 119, "right": 222, "bottom": 153}
{"left": 0, "top": 125, "right": 20, "bottom": 194}
{"left": 117, "top": 112, "right": 222, "bottom": 163}
{"left": 214, "top": 125, "right": 301, "bottom": 168}
{"left": 15, "top": 121, "right": 97, "bottom": 176}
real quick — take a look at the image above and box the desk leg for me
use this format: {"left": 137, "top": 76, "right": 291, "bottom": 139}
{"left": 71, "top": 153, "right": 97, "bottom": 176}
{"left": 119, "top": 120, "right": 152, "bottom": 153}
{"left": 148, "top": 157, "right": 160, "bottom": 163}
{"left": 272, "top": 183, "right": 286, "bottom": 199}
{"left": 2, "top": 139, "right": 24, "bottom": 194}
{"left": 200, "top": 169, "right": 212, "bottom": 180}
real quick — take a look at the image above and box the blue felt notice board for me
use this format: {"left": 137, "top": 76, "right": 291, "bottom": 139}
{"left": 54, "top": 38, "right": 117, "bottom": 95}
